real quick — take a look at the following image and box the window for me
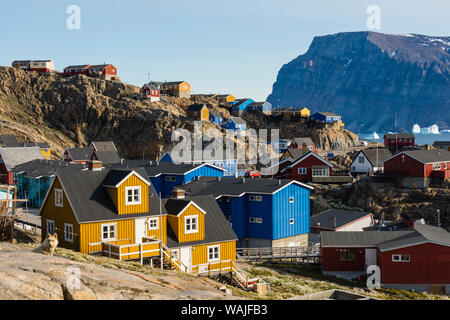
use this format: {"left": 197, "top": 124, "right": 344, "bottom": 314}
{"left": 208, "top": 245, "right": 220, "bottom": 261}
{"left": 255, "top": 196, "right": 262, "bottom": 202}
{"left": 171, "top": 249, "right": 180, "bottom": 259}
{"left": 249, "top": 217, "right": 256, "bottom": 223}
{"left": 185, "top": 215, "right": 198, "bottom": 234}
{"left": 392, "top": 254, "right": 410, "bottom": 262}
{"left": 255, "top": 218, "right": 263, "bottom": 224}
{"left": 298, "top": 167, "right": 307, "bottom": 175}
{"left": 125, "top": 186, "right": 141, "bottom": 205}
{"left": 358, "top": 156, "right": 365, "bottom": 163}
{"left": 165, "top": 176, "right": 176, "bottom": 181}
{"left": 54, "top": 189, "right": 63, "bottom": 207}
{"left": 338, "top": 249, "right": 355, "bottom": 262}
{"left": 289, "top": 197, "right": 294, "bottom": 203}
{"left": 46, "top": 219, "right": 55, "bottom": 235}
{"left": 64, "top": 223, "right": 73, "bottom": 242}
{"left": 148, "top": 218, "right": 159, "bottom": 230}
{"left": 312, "top": 167, "right": 329, "bottom": 177}
{"left": 101, "top": 223, "right": 117, "bottom": 241}
{"left": 289, "top": 219, "right": 295, "bottom": 225}
{"left": 432, "top": 163, "right": 442, "bottom": 170}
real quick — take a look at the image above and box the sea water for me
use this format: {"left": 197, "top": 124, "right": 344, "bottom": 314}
{"left": 360, "top": 132, "right": 450, "bottom": 146}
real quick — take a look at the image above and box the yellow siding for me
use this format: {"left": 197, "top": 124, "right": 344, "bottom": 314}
{"left": 191, "top": 241, "right": 236, "bottom": 266}
{"left": 300, "top": 107, "right": 310, "bottom": 117}
{"left": 146, "top": 215, "right": 167, "bottom": 244}
{"left": 201, "top": 107, "right": 209, "bottom": 122}
{"left": 107, "top": 187, "right": 118, "bottom": 211}
{"left": 80, "top": 219, "right": 135, "bottom": 254}
{"left": 113, "top": 174, "right": 149, "bottom": 215}
{"left": 167, "top": 204, "right": 205, "bottom": 243}
{"left": 40, "top": 177, "right": 80, "bottom": 251}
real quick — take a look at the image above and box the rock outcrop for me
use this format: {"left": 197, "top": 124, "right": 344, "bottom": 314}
{"left": 267, "top": 32, "right": 450, "bottom": 132}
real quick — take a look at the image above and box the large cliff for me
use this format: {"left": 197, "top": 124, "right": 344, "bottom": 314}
{"left": 267, "top": 32, "right": 450, "bottom": 132}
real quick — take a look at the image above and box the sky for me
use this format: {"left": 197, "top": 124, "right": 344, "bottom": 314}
{"left": 0, "top": 0, "right": 449, "bottom": 101}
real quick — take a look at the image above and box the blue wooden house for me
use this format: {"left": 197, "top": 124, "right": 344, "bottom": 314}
{"left": 180, "top": 177, "right": 313, "bottom": 248}
{"left": 209, "top": 110, "right": 223, "bottom": 125}
{"left": 230, "top": 98, "right": 254, "bottom": 116}
{"left": 115, "top": 160, "right": 226, "bottom": 198}
{"left": 247, "top": 101, "right": 272, "bottom": 114}
{"left": 221, "top": 117, "right": 246, "bottom": 131}
{"left": 310, "top": 112, "right": 342, "bottom": 123}
{"left": 12, "top": 159, "right": 85, "bottom": 208}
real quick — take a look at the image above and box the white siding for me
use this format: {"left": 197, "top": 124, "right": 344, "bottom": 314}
{"left": 350, "top": 152, "right": 373, "bottom": 174}
{"left": 337, "top": 215, "right": 374, "bottom": 231}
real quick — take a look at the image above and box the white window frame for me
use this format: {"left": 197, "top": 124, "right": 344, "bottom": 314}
{"left": 249, "top": 195, "right": 256, "bottom": 201}
{"left": 148, "top": 217, "right": 159, "bottom": 230}
{"left": 54, "top": 189, "right": 63, "bottom": 207}
{"left": 125, "top": 186, "right": 141, "bottom": 205}
{"left": 392, "top": 254, "right": 410, "bottom": 262}
{"left": 184, "top": 215, "right": 199, "bottom": 234}
{"left": 298, "top": 167, "right": 307, "bottom": 175}
{"left": 255, "top": 195, "right": 262, "bottom": 202}
{"left": 289, "top": 197, "right": 294, "bottom": 203}
{"left": 289, "top": 219, "right": 295, "bottom": 225}
{"left": 46, "top": 219, "right": 55, "bottom": 235}
{"left": 101, "top": 223, "right": 117, "bottom": 241}
{"left": 255, "top": 217, "right": 263, "bottom": 224}
{"left": 249, "top": 217, "right": 255, "bottom": 223}
{"left": 207, "top": 245, "right": 220, "bottom": 262}
{"left": 171, "top": 248, "right": 180, "bottom": 259}
{"left": 312, "top": 167, "right": 329, "bottom": 177}
{"left": 64, "top": 223, "right": 73, "bottom": 242}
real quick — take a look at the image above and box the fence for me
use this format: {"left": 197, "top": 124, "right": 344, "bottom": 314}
{"left": 237, "top": 246, "right": 320, "bottom": 264}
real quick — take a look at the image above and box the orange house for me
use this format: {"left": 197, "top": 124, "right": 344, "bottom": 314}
{"left": 186, "top": 104, "right": 209, "bottom": 122}
{"left": 159, "top": 81, "right": 191, "bottom": 98}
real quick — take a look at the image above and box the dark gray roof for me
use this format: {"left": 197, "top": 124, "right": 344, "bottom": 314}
{"left": 398, "top": 149, "right": 450, "bottom": 164}
{"left": 311, "top": 209, "right": 372, "bottom": 230}
{"left": 0, "top": 135, "right": 21, "bottom": 147}
{"left": 93, "top": 150, "right": 121, "bottom": 165}
{"left": 0, "top": 147, "right": 44, "bottom": 171}
{"left": 322, "top": 222, "right": 450, "bottom": 251}
{"left": 101, "top": 169, "right": 150, "bottom": 187}
{"left": 293, "top": 137, "right": 314, "bottom": 146}
{"left": 12, "top": 159, "right": 85, "bottom": 178}
{"left": 432, "top": 141, "right": 450, "bottom": 147}
{"left": 23, "top": 142, "right": 50, "bottom": 149}
{"left": 209, "top": 110, "right": 221, "bottom": 117}
{"left": 91, "top": 141, "right": 117, "bottom": 152}
{"left": 363, "top": 219, "right": 410, "bottom": 231}
{"left": 384, "top": 133, "right": 415, "bottom": 139}
{"left": 65, "top": 147, "right": 93, "bottom": 161}
{"left": 180, "top": 176, "right": 312, "bottom": 198}
{"left": 358, "top": 148, "right": 392, "bottom": 167}
{"left": 51, "top": 167, "right": 163, "bottom": 223}
{"left": 110, "top": 160, "right": 213, "bottom": 176}
{"left": 227, "top": 117, "right": 246, "bottom": 125}
{"left": 163, "top": 198, "right": 193, "bottom": 216}
{"left": 64, "top": 65, "right": 90, "bottom": 69}
{"left": 284, "top": 149, "right": 304, "bottom": 160}
{"left": 187, "top": 104, "right": 207, "bottom": 112}
{"left": 164, "top": 195, "right": 237, "bottom": 248}
{"left": 315, "top": 112, "right": 340, "bottom": 117}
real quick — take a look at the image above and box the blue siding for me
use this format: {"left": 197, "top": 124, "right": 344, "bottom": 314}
{"left": 183, "top": 165, "right": 224, "bottom": 184}
{"left": 14, "top": 173, "right": 53, "bottom": 208}
{"left": 245, "top": 194, "right": 272, "bottom": 239}
{"left": 271, "top": 183, "right": 310, "bottom": 240}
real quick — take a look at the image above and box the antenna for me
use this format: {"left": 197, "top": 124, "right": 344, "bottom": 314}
{"left": 148, "top": 73, "right": 151, "bottom": 83}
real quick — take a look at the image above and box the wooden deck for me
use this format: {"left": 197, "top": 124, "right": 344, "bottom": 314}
{"left": 237, "top": 246, "right": 321, "bottom": 264}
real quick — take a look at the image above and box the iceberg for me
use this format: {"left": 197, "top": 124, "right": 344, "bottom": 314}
{"left": 441, "top": 129, "right": 450, "bottom": 133}
{"left": 412, "top": 124, "right": 421, "bottom": 133}
{"left": 363, "top": 132, "right": 380, "bottom": 140}
{"left": 420, "top": 124, "right": 440, "bottom": 134}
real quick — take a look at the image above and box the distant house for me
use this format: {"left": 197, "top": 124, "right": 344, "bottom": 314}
{"left": 140, "top": 82, "right": 160, "bottom": 102}
{"left": 63, "top": 147, "right": 93, "bottom": 164}
{"left": 432, "top": 141, "right": 450, "bottom": 151}
{"left": 383, "top": 133, "right": 415, "bottom": 150}
{"left": 350, "top": 148, "right": 392, "bottom": 175}
{"left": 90, "top": 150, "right": 121, "bottom": 165}
{"left": 0, "top": 135, "right": 21, "bottom": 148}
{"left": 320, "top": 222, "right": 450, "bottom": 294}
{"left": 310, "top": 209, "right": 374, "bottom": 233}
{"left": 63, "top": 65, "right": 91, "bottom": 76}
{"left": 276, "top": 151, "right": 334, "bottom": 182}
{"left": 209, "top": 110, "right": 223, "bottom": 125}
{"left": 216, "top": 94, "right": 235, "bottom": 103}
{"left": 12, "top": 60, "right": 55, "bottom": 73}
{"left": 269, "top": 140, "right": 289, "bottom": 153}
{"left": 299, "top": 107, "right": 310, "bottom": 119}
{"left": 0, "top": 147, "right": 44, "bottom": 184}
{"left": 288, "top": 137, "right": 316, "bottom": 153}
{"left": 63, "top": 64, "right": 118, "bottom": 80}
{"left": 280, "top": 148, "right": 305, "bottom": 161}
{"left": 180, "top": 176, "right": 313, "bottom": 248}
{"left": 310, "top": 112, "right": 342, "bottom": 124}
{"left": 247, "top": 101, "right": 272, "bottom": 114}
{"left": 186, "top": 104, "right": 209, "bottom": 121}
{"left": 90, "top": 141, "right": 118, "bottom": 153}
{"left": 383, "top": 149, "right": 450, "bottom": 187}
{"left": 12, "top": 159, "right": 85, "bottom": 208}
{"left": 221, "top": 117, "right": 246, "bottom": 131}
{"left": 158, "top": 81, "right": 191, "bottom": 98}
{"left": 230, "top": 99, "right": 254, "bottom": 116}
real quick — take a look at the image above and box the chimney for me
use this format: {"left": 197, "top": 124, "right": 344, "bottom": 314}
{"left": 242, "top": 178, "right": 246, "bottom": 183}
{"left": 333, "top": 216, "right": 337, "bottom": 229}
{"left": 172, "top": 188, "right": 185, "bottom": 199}
{"left": 88, "top": 160, "right": 102, "bottom": 171}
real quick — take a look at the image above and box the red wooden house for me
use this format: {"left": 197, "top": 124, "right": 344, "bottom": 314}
{"left": 384, "top": 133, "right": 415, "bottom": 149}
{"left": 320, "top": 221, "right": 450, "bottom": 294}
{"left": 140, "top": 83, "right": 160, "bottom": 102}
{"left": 276, "top": 151, "right": 333, "bottom": 182}
{"left": 384, "top": 150, "right": 450, "bottom": 179}
{"left": 63, "top": 65, "right": 91, "bottom": 77}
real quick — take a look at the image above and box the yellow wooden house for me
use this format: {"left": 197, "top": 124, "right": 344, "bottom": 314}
{"left": 186, "top": 104, "right": 209, "bottom": 122}
{"left": 39, "top": 162, "right": 239, "bottom": 276}
{"left": 216, "top": 94, "right": 235, "bottom": 103}
{"left": 299, "top": 107, "right": 310, "bottom": 119}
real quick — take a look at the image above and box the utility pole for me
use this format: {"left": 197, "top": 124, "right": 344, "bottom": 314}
{"left": 437, "top": 209, "right": 441, "bottom": 227}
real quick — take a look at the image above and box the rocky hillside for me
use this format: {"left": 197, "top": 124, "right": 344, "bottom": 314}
{"left": 267, "top": 32, "right": 450, "bottom": 132}
{"left": 0, "top": 66, "right": 359, "bottom": 159}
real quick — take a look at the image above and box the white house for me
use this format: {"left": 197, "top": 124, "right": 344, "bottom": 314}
{"left": 350, "top": 148, "right": 392, "bottom": 175}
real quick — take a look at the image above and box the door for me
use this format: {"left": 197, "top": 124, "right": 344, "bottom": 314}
{"left": 134, "top": 218, "right": 147, "bottom": 244}
{"left": 365, "top": 248, "right": 377, "bottom": 267}
{"left": 180, "top": 246, "right": 192, "bottom": 272}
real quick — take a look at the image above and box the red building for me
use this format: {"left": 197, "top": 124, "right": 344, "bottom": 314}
{"left": 276, "top": 151, "right": 333, "bottom": 182}
{"left": 140, "top": 82, "right": 160, "bottom": 102}
{"left": 321, "top": 222, "right": 450, "bottom": 294}
{"left": 384, "top": 133, "right": 415, "bottom": 149}
{"left": 63, "top": 65, "right": 91, "bottom": 76}
{"left": 63, "top": 64, "right": 118, "bottom": 80}
{"left": 384, "top": 150, "right": 450, "bottom": 178}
